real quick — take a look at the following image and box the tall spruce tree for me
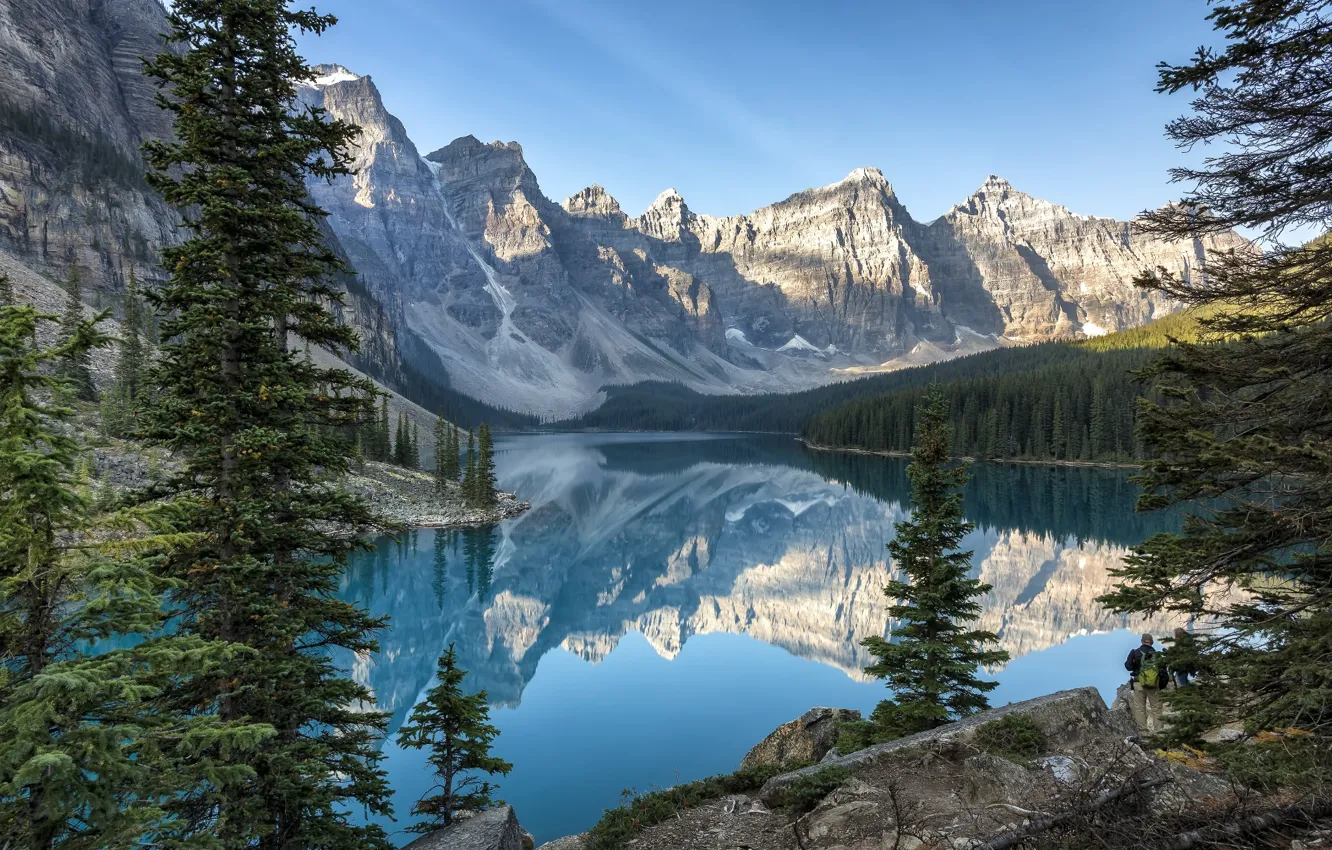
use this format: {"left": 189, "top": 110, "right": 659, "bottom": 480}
{"left": 462, "top": 430, "right": 477, "bottom": 506}
{"left": 140, "top": 1, "right": 394, "bottom": 845}
{"left": 1100, "top": 1, "right": 1332, "bottom": 774}
{"left": 475, "top": 424, "right": 497, "bottom": 509}
{"left": 395, "top": 643, "right": 512, "bottom": 831}
{"left": 56, "top": 266, "right": 97, "bottom": 402}
{"left": 100, "top": 271, "right": 151, "bottom": 437}
{"left": 860, "top": 389, "right": 1008, "bottom": 737}
{"left": 0, "top": 304, "right": 265, "bottom": 849}
{"left": 446, "top": 423, "right": 461, "bottom": 481}
{"left": 432, "top": 410, "right": 448, "bottom": 492}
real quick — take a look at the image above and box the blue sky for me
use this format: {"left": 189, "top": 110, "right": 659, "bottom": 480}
{"left": 296, "top": 0, "right": 1222, "bottom": 222}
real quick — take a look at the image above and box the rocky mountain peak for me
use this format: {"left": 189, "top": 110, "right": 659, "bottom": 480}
{"left": 838, "top": 166, "right": 892, "bottom": 191}
{"left": 649, "top": 187, "right": 688, "bottom": 211}
{"left": 303, "top": 63, "right": 363, "bottom": 88}
{"left": 563, "top": 184, "right": 624, "bottom": 220}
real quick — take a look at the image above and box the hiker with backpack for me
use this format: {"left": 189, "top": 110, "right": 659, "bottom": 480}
{"left": 1125, "top": 633, "right": 1167, "bottom": 734}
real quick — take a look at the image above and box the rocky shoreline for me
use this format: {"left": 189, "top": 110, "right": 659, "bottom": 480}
{"left": 341, "top": 461, "right": 529, "bottom": 529}
{"left": 86, "top": 436, "right": 528, "bottom": 532}
{"left": 422, "top": 687, "right": 1326, "bottom": 850}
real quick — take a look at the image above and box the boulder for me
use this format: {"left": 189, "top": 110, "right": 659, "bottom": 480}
{"left": 760, "top": 688, "right": 1127, "bottom": 805}
{"left": 403, "top": 806, "right": 523, "bottom": 850}
{"left": 806, "top": 800, "right": 881, "bottom": 841}
{"left": 961, "top": 753, "right": 1036, "bottom": 806}
{"left": 741, "top": 707, "right": 862, "bottom": 769}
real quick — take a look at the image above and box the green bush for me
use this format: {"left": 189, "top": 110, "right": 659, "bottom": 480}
{"left": 583, "top": 760, "right": 811, "bottom": 850}
{"left": 768, "top": 766, "right": 852, "bottom": 815}
{"left": 835, "top": 718, "right": 901, "bottom": 754}
{"left": 974, "top": 714, "right": 1049, "bottom": 759}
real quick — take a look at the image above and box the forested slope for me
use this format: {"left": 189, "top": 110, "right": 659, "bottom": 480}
{"left": 568, "top": 308, "right": 1209, "bottom": 459}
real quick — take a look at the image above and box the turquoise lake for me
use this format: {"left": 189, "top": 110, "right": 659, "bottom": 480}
{"left": 337, "top": 432, "right": 1181, "bottom": 846}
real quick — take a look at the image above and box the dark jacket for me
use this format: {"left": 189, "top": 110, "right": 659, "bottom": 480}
{"left": 1125, "top": 644, "right": 1164, "bottom": 683}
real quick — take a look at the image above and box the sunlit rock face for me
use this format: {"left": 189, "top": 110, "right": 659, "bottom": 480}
{"left": 341, "top": 435, "right": 1183, "bottom": 719}
{"left": 919, "top": 176, "right": 1250, "bottom": 340}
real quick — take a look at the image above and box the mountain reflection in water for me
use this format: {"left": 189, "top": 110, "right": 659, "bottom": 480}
{"left": 338, "top": 433, "right": 1179, "bottom": 846}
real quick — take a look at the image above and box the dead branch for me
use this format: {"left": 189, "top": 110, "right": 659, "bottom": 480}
{"left": 975, "top": 777, "right": 1171, "bottom": 850}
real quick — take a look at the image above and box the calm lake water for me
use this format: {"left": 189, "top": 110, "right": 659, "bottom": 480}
{"left": 338, "top": 432, "right": 1180, "bottom": 846}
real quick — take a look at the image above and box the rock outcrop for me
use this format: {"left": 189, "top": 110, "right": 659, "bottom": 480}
{"left": 739, "top": 707, "right": 863, "bottom": 769}
{"left": 403, "top": 805, "right": 523, "bottom": 850}
{"left": 538, "top": 687, "right": 1250, "bottom": 850}
{"left": 757, "top": 687, "right": 1136, "bottom": 804}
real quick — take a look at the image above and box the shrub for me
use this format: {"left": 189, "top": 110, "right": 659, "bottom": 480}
{"left": 769, "top": 766, "right": 852, "bottom": 815}
{"left": 974, "top": 714, "right": 1049, "bottom": 759}
{"left": 583, "top": 759, "right": 812, "bottom": 850}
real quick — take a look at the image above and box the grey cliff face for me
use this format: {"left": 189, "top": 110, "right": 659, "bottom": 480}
{"left": 0, "top": 18, "right": 419, "bottom": 402}
{"left": 0, "top": 0, "right": 175, "bottom": 288}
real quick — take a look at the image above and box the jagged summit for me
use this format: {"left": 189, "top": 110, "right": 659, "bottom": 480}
{"left": 838, "top": 166, "right": 892, "bottom": 188}
{"left": 304, "top": 63, "right": 362, "bottom": 87}
{"left": 563, "top": 184, "right": 623, "bottom": 218}
{"left": 650, "top": 187, "right": 687, "bottom": 209}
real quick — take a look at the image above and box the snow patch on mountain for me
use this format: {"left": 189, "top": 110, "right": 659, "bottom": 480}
{"left": 1082, "top": 322, "right": 1109, "bottom": 337}
{"left": 777, "top": 334, "right": 824, "bottom": 354}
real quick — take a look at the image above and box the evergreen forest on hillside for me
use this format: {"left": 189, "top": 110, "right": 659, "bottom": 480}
{"left": 567, "top": 307, "right": 1213, "bottom": 464}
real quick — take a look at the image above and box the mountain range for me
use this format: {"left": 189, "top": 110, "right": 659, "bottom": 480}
{"left": 0, "top": 0, "right": 1248, "bottom": 417}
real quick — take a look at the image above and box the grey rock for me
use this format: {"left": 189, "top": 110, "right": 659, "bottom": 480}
{"left": 740, "top": 707, "right": 862, "bottom": 769}
{"left": 403, "top": 805, "right": 522, "bottom": 850}
{"left": 520, "top": 828, "right": 536, "bottom": 850}
{"left": 1033, "top": 755, "right": 1087, "bottom": 785}
{"left": 807, "top": 800, "right": 881, "bottom": 841}
{"left": 962, "top": 753, "right": 1036, "bottom": 805}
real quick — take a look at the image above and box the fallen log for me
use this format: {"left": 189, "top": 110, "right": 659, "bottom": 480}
{"left": 975, "top": 777, "right": 1171, "bottom": 850}
{"left": 1152, "top": 797, "right": 1332, "bottom": 850}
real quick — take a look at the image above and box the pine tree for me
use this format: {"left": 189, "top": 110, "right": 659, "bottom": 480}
{"left": 462, "top": 430, "right": 477, "bottom": 506}
{"left": 0, "top": 303, "right": 265, "bottom": 849}
{"left": 0, "top": 274, "right": 14, "bottom": 306}
{"left": 433, "top": 410, "right": 448, "bottom": 492}
{"left": 56, "top": 266, "right": 97, "bottom": 402}
{"left": 395, "top": 644, "right": 511, "bottom": 831}
{"left": 860, "top": 389, "right": 1009, "bottom": 737}
{"left": 447, "top": 424, "right": 461, "bottom": 481}
{"left": 139, "top": 1, "right": 393, "bottom": 845}
{"left": 410, "top": 421, "right": 420, "bottom": 469}
{"left": 1100, "top": 1, "right": 1332, "bottom": 774}
{"left": 475, "top": 424, "right": 497, "bottom": 509}
{"left": 101, "top": 271, "right": 151, "bottom": 437}
{"left": 392, "top": 412, "right": 406, "bottom": 466}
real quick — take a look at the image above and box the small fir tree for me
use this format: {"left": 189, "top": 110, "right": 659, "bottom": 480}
{"left": 0, "top": 274, "right": 14, "bottom": 306}
{"left": 0, "top": 303, "right": 267, "bottom": 849}
{"left": 56, "top": 266, "right": 97, "bottom": 402}
{"left": 410, "top": 420, "right": 421, "bottom": 469}
{"left": 860, "top": 389, "right": 1008, "bottom": 737}
{"left": 395, "top": 644, "right": 512, "bottom": 831}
